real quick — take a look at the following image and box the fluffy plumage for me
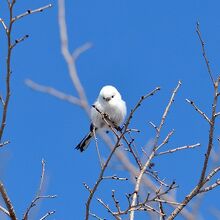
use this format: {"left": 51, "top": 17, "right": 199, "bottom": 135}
{"left": 76, "top": 85, "right": 127, "bottom": 152}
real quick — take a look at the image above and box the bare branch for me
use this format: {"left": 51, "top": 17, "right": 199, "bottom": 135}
{"left": 129, "top": 81, "right": 181, "bottom": 220}
{"left": 58, "top": 0, "right": 90, "bottom": 114}
{"left": 0, "top": 182, "right": 17, "bottom": 220}
{"left": 85, "top": 87, "right": 161, "bottom": 219}
{"left": 102, "top": 175, "right": 128, "bottom": 181}
{"left": 72, "top": 42, "right": 93, "bottom": 60}
{"left": 186, "top": 98, "right": 211, "bottom": 124}
{"left": 92, "top": 105, "right": 120, "bottom": 138}
{"left": 0, "top": 1, "right": 51, "bottom": 144}
{"left": 0, "top": 0, "right": 15, "bottom": 143}
{"left": 149, "top": 121, "right": 158, "bottom": 132}
{"left": 23, "top": 160, "right": 56, "bottom": 220}
{"left": 145, "top": 170, "right": 169, "bottom": 187}
{"left": 85, "top": 137, "right": 122, "bottom": 220}
{"left": 156, "top": 81, "right": 181, "bottom": 137}
{"left": 0, "top": 18, "right": 8, "bottom": 32}
{"left": 25, "top": 79, "right": 82, "bottom": 107}
{"left": 0, "top": 205, "right": 10, "bottom": 217}
{"left": 89, "top": 212, "right": 106, "bottom": 220}
{"left": 167, "top": 31, "right": 220, "bottom": 220}
{"left": 157, "top": 143, "right": 201, "bottom": 156}
{"left": 38, "top": 159, "right": 45, "bottom": 196}
{"left": 100, "top": 132, "right": 193, "bottom": 219}
{"left": 155, "top": 198, "right": 181, "bottom": 206}
{"left": 93, "top": 129, "right": 103, "bottom": 169}
{"left": 196, "top": 22, "right": 215, "bottom": 86}
{"left": 83, "top": 182, "right": 92, "bottom": 193}
{"left": 156, "top": 129, "right": 175, "bottom": 151}
{"left": 0, "top": 140, "right": 10, "bottom": 148}
{"left": 11, "top": 34, "right": 29, "bottom": 48}
{"left": 124, "top": 87, "right": 160, "bottom": 131}
{"left": 215, "top": 112, "right": 220, "bottom": 117}
{"left": 198, "top": 80, "right": 219, "bottom": 184}
{"left": 97, "top": 198, "right": 120, "bottom": 220}
{"left": 14, "top": 4, "right": 52, "bottom": 22}
{"left": 199, "top": 179, "right": 220, "bottom": 193}
{"left": 149, "top": 181, "right": 178, "bottom": 202}
{"left": 0, "top": 95, "right": 5, "bottom": 106}
{"left": 203, "top": 166, "right": 220, "bottom": 184}
{"left": 39, "top": 211, "right": 56, "bottom": 220}
{"left": 0, "top": 2, "right": 54, "bottom": 220}
{"left": 112, "top": 190, "right": 121, "bottom": 214}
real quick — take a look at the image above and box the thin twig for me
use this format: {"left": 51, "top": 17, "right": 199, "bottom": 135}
{"left": 186, "top": 99, "right": 211, "bottom": 124}
{"left": 11, "top": 34, "right": 29, "bottom": 48}
{"left": 0, "top": 204, "right": 10, "bottom": 217}
{"left": 93, "top": 129, "right": 103, "bottom": 169}
{"left": 0, "top": 18, "right": 8, "bottom": 32}
{"left": 198, "top": 79, "right": 219, "bottom": 184}
{"left": 215, "top": 112, "right": 220, "bottom": 117}
{"left": 158, "top": 198, "right": 166, "bottom": 220}
{"left": 89, "top": 212, "right": 106, "bottom": 220}
{"left": 124, "top": 87, "right": 161, "bottom": 131}
{"left": 122, "top": 135, "right": 142, "bottom": 169}
{"left": 39, "top": 211, "right": 55, "bottom": 220}
{"left": 145, "top": 170, "right": 169, "bottom": 187}
{"left": 156, "top": 130, "right": 175, "bottom": 151}
{"left": 97, "top": 198, "right": 120, "bottom": 220}
{"left": 203, "top": 166, "right": 220, "bottom": 184}
{"left": 149, "top": 121, "right": 158, "bottom": 132}
{"left": 155, "top": 198, "right": 182, "bottom": 206}
{"left": 92, "top": 105, "right": 123, "bottom": 138}
{"left": 196, "top": 22, "right": 215, "bottom": 86}
{"left": 156, "top": 81, "right": 181, "bottom": 139}
{"left": 13, "top": 4, "right": 52, "bottom": 21}
{"left": 38, "top": 159, "right": 45, "bottom": 196}
{"left": 157, "top": 143, "right": 201, "bottom": 156}
{"left": 112, "top": 190, "right": 121, "bottom": 213}
{"left": 83, "top": 182, "right": 92, "bottom": 193}
{"left": 0, "top": 95, "right": 5, "bottom": 106}
{"left": 199, "top": 179, "right": 220, "bottom": 193}
{"left": 0, "top": 140, "right": 10, "bottom": 147}
{"left": 72, "top": 42, "right": 93, "bottom": 60}
{"left": 149, "top": 181, "right": 178, "bottom": 202}
{"left": 23, "top": 160, "right": 56, "bottom": 220}
{"left": 102, "top": 175, "right": 128, "bottom": 181}
{"left": 0, "top": 0, "right": 16, "bottom": 143}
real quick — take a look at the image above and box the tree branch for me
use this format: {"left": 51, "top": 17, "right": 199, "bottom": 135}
{"left": 196, "top": 22, "right": 215, "bottom": 86}
{"left": 13, "top": 4, "right": 52, "bottom": 22}
{"left": 0, "top": 181, "right": 17, "bottom": 220}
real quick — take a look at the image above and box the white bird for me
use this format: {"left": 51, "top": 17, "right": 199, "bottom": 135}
{"left": 76, "top": 85, "right": 127, "bottom": 152}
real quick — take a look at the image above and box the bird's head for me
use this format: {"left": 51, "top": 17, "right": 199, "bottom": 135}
{"left": 98, "top": 85, "right": 121, "bottom": 104}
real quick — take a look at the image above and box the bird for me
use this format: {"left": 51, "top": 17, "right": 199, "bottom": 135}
{"left": 75, "top": 85, "right": 127, "bottom": 152}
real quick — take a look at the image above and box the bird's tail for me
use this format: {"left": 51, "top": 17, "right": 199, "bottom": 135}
{"left": 75, "top": 131, "right": 94, "bottom": 152}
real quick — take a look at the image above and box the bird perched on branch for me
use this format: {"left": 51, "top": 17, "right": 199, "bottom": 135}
{"left": 76, "top": 85, "right": 127, "bottom": 152}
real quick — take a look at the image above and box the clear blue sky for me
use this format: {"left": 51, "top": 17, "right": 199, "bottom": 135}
{"left": 0, "top": 0, "right": 220, "bottom": 219}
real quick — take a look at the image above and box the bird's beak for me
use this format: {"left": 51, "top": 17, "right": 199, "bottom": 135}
{"left": 105, "top": 97, "right": 111, "bottom": 102}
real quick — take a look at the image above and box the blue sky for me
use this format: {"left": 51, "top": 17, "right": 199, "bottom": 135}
{"left": 0, "top": 0, "right": 220, "bottom": 219}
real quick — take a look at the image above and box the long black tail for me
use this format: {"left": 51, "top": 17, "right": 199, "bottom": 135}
{"left": 75, "top": 124, "right": 96, "bottom": 152}
{"left": 75, "top": 131, "right": 93, "bottom": 152}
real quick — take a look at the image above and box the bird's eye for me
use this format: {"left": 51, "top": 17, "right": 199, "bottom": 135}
{"left": 103, "top": 97, "right": 105, "bottom": 100}
{"left": 112, "top": 95, "right": 114, "bottom": 98}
